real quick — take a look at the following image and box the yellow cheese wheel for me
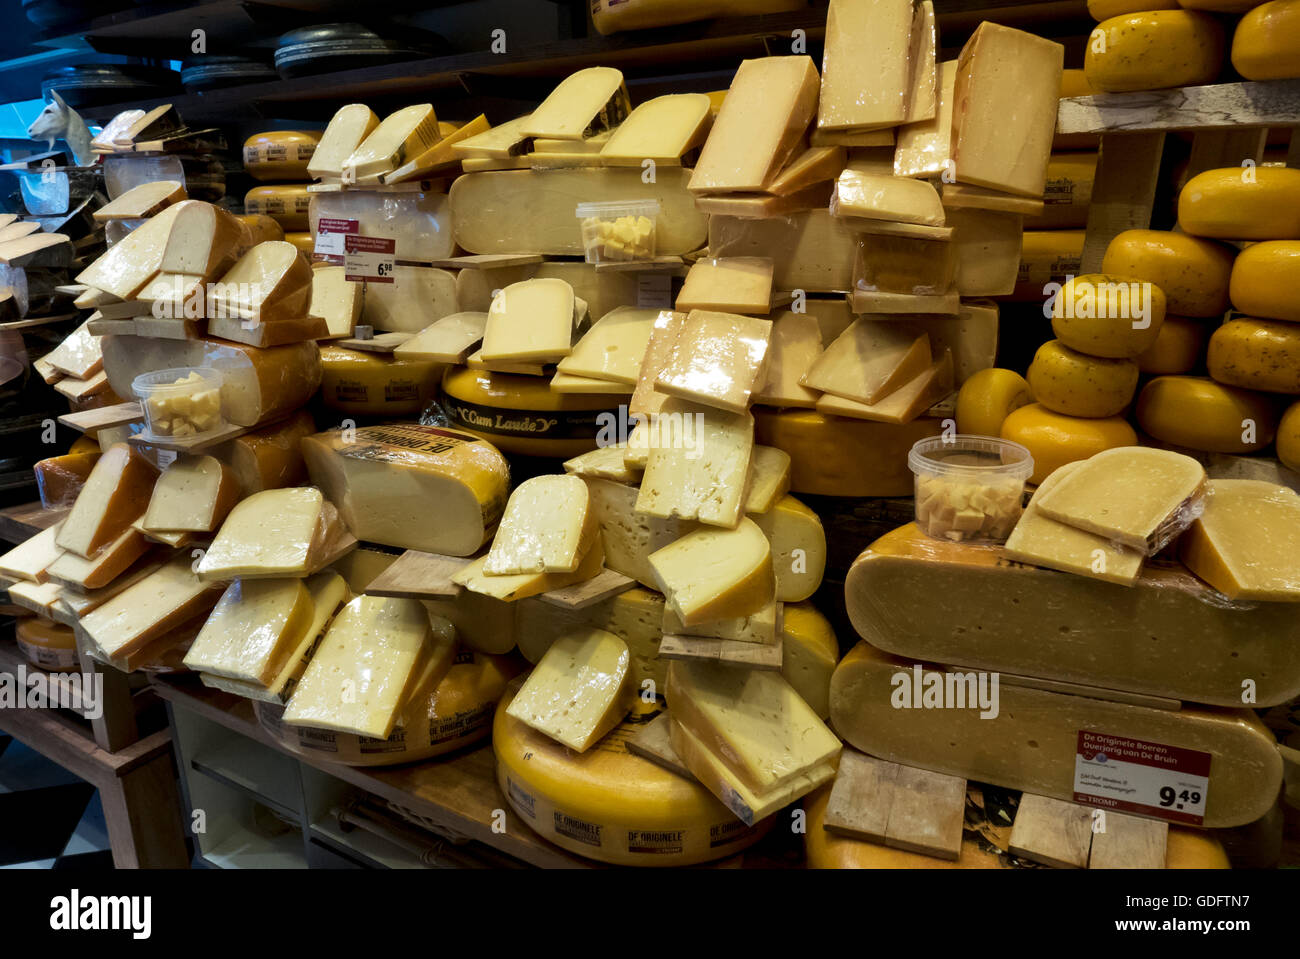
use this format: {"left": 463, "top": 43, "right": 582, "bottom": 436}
{"left": 1025, "top": 153, "right": 1097, "bottom": 230}
{"left": 15, "top": 616, "right": 78, "bottom": 671}
{"left": 1027, "top": 339, "right": 1138, "bottom": 418}
{"left": 1179, "top": 167, "right": 1300, "bottom": 240}
{"left": 1000, "top": 403, "right": 1137, "bottom": 484}
{"left": 1229, "top": 241, "right": 1300, "bottom": 321}
{"left": 1101, "top": 229, "right": 1235, "bottom": 317}
{"left": 243, "top": 130, "right": 321, "bottom": 182}
{"left": 1085, "top": 11, "right": 1225, "bottom": 93}
{"left": 1135, "top": 314, "right": 1209, "bottom": 374}
{"left": 1136, "top": 375, "right": 1279, "bottom": 452}
{"left": 284, "top": 231, "right": 314, "bottom": 256}
{"left": 1278, "top": 400, "right": 1300, "bottom": 471}
{"left": 319, "top": 344, "right": 443, "bottom": 416}
{"left": 803, "top": 785, "right": 1229, "bottom": 869}
{"left": 956, "top": 368, "right": 1034, "bottom": 436}
{"left": 1087, "top": 0, "right": 1177, "bottom": 17}
{"left": 1010, "top": 230, "right": 1085, "bottom": 301}
{"left": 235, "top": 213, "right": 285, "bottom": 245}
{"left": 245, "top": 184, "right": 312, "bottom": 231}
{"left": 441, "top": 366, "right": 625, "bottom": 458}
{"left": 1059, "top": 68, "right": 1097, "bottom": 97}
{"left": 1232, "top": 0, "right": 1300, "bottom": 80}
{"left": 493, "top": 691, "right": 773, "bottom": 866}
{"left": 1181, "top": 0, "right": 1267, "bottom": 9}
{"left": 1208, "top": 317, "right": 1300, "bottom": 394}
{"left": 1051, "top": 272, "right": 1167, "bottom": 358}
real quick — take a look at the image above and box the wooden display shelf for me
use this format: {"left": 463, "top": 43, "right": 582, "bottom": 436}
{"left": 1058, "top": 79, "right": 1300, "bottom": 135}
{"left": 149, "top": 677, "right": 592, "bottom": 868}
{"left": 0, "top": 501, "right": 66, "bottom": 543}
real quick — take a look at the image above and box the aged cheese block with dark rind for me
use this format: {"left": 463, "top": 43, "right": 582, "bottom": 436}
{"left": 844, "top": 523, "right": 1300, "bottom": 706}
{"left": 829, "top": 641, "right": 1282, "bottom": 828}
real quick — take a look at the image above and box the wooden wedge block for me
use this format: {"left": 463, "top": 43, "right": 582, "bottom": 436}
{"left": 1009, "top": 793, "right": 1094, "bottom": 869}
{"left": 1088, "top": 811, "right": 1167, "bottom": 869}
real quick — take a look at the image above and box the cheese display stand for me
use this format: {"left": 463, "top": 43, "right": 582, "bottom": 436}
{"left": 0, "top": 0, "right": 1298, "bottom": 908}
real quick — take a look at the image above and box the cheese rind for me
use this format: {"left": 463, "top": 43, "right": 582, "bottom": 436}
{"left": 780, "top": 603, "right": 838, "bottom": 719}
{"left": 301, "top": 424, "right": 509, "bottom": 557}
{"left": 44, "top": 524, "right": 147, "bottom": 592}
{"left": 35, "top": 452, "right": 101, "bottom": 511}
{"left": 1227, "top": 242, "right": 1300, "bottom": 323}
{"left": 1000, "top": 403, "right": 1136, "bottom": 485}
{"left": 754, "top": 494, "right": 826, "bottom": 602}
{"left": 1085, "top": 11, "right": 1224, "bottom": 93}
{"left": 1179, "top": 479, "right": 1300, "bottom": 601}
{"left": 648, "top": 517, "right": 775, "bottom": 625}
{"left": 485, "top": 475, "right": 595, "bottom": 575}
{"left": 505, "top": 628, "right": 634, "bottom": 751}
{"left": 829, "top": 641, "right": 1282, "bottom": 828}
{"left": 1101, "top": 229, "right": 1234, "bottom": 317}
{"left": 56, "top": 444, "right": 158, "bottom": 559}
{"left": 1052, "top": 273, "right": 1167, "bottom": 358}
{"left": 210, "top": 409, "right": 314, "bottom": 496}
{"left": 1027, "top": 339, "right": 1138, "bottom": 418}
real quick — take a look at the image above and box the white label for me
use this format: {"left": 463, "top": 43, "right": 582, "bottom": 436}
{"left": 314, "top": 217, "right": 358, "bottom": 265}
{"left": 1073, "top": 730, "right": 1210, "bottom": 826}
{"left": 343, "top": 235, "right": 396, "bottom": 284}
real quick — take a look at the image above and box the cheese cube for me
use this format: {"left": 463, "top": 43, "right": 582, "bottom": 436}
{"left": 481, "top": 277, "right": 576, "bottom": 363}
{"left": 1179, "top": 480, "right": 1300, "bottom": 601}
{"left": 485, "top": 475, "right": 597, "bottom": 575}
{"left": 505, "top": 628, "right": 635, "bottom": 751}
{"left": 56, "top": 444, "right": 158, "bottom": 559}
{"left": 667, "top": 659, "right": 841, "bottom": 792}
{"left": 80, "top": 555, "right": 223, "bottom": 661}
{"left": 142, "top": 455, "right": 240, "bottom": 533}
{"left": 648, "top": 518, "right": 775, "bottom": 625}
{"left": 636, "top": 399, "right": 755, "bottom": 528}
{"left": 184, "top": 578, "right": 314, "bottom": 684}
{"left": 197, "top": 487, "right": 353, "bottom": 581}
{"left": 675, "top": 258, "right": 774, "bottom": 315}
{"left": 803, "top": 320, "right": 932, "bottom": 405}
{"left": 654, "top": 309, "right": 772, "bottom": 414}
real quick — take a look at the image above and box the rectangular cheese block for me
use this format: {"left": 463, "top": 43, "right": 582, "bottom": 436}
{"left": 283, "top": 595, "right": 445, "bottom": 739}
{"left": 310, "top": 265, "right": 362, "bottom": 338}
{"left": 667, "top": 659, "right": 841, "bottom": 791}
{"left": 846, "top": 521, "right": 1300, "bottom": 705}
{"left": 45, "top": 522, "right": 148, "bottom": 591}
{"left": 636, "top": 399, "right": 754, "bottom": 527}
{"left": 675, "top": 258, "right": 773, "bottom": 315}
{"left": 743, "top": 446, "right": 792, "bottom": 513}
{"left": 450, "top": 168, "right": 706, "bottom": 256}
{"left": 301, "top": 424, "right": 509, "bottom": 557}
{"left": 689, "top": 56, "right": 820, "bottom": 194}
{"left": 831, "top": 168, "right": 946, "bottom": 226}
{"left": 648, "top": 518, "right": 775, "bottom": 625}
{"left": 196, "top": 487, "right": 354, "bottom": 581}
{"left": 764, "top": 146, "right": 847, "bottom": 196}
{"left": 816, "top": 350, "right": 952, "bottom": 424}
{"left": 522, "top": 68, "right": 629, "bottom": 140}
{"left": 342, "top": 103, "right": 440, "bottom": 182}
{"left": 654, "top": 310, "right": 772, "bottom": 414}
{"left": 708, "top": 210, "right": 857, "bottom": 292}
{"left": 451, "top": 114, "right": 535, "bottom": 158}
{"left": 950, "top": 23, "right": 1064, "bottom": 198}
{"left": 359, "top": 265, "right": 458, "bottom": 333}
{"left": 485, "top": 475, "right": 596, "bottom": 575}
{"left": 903, "top": 0, "right": 938, "bottom": 123}
{"left": 80, "top": 554, "right": 223, "bottom": 661}
{"left": 818, "top": 0, "right": 913, "bottom": 132}
{"left": 505, "top": 628, "right": 634, "bottom": 751}
{"left": 308, "top": 104, "right": 380, "bottom": 180}
{"left": 1005, "top": 462, "right": 1144, "bottom": 586}
{"left": 584, "top": 477, "right": 692, "bottom": 588}
{"left": 515, "top": 587, "right": 665, "bottom": 689}
{"left": 948, "top": 206, "right": 1024, "bottom": 297}
{"left": 755, "top": 311, "right": 823, "bottom": 408}
{"left": 829, "top": 641, "right": 1281, "bottom": 828}
{"left": 556, "top": 306, "right": 658, "bottom": 384}
{"left": 452, "top": 543, "right": 604, "bottom": 603}
{"left": 0, "top": 522, "right": 64, "bottom": 584}
{"left": 804, "top": 320, "right": 931, "bottom": 404}
{"left": 629, "top": 309, "right": 687, "bottom": 417}
{"left": 852, "top": 231, "right": 955, "bottom": 296}
{"left": 1036, "top": 448, "right": 1207, "bottom": 554}
{"left": 101, "top": 335, "right": 322, "bottom": 429}
{"left": 663, "top": 601, "right": 779, "bottom": 644}
{"left": 184, "top": 577, "right": 314, "bottom": 684}
{"left": 601, "top": 94, "right": 712, "bottom": 165}
{"left": 142, "top": 454, "right": 239, "bottom": 533}
{"left": 56, "top": 444, "right": 158, "bottom": 558}
{"left": 481, "top": 277, "right": 575, "bottom": 363}
{"left": 310, "top": 189, "right": 454, "bottom": 262}
{"left": 393, "top": 311, "right": 487, "bottom": 363}
{"left": 1179, "top": 480, "right": 1300, "bottom": 601}
{"left": 670, "top": 718, "right": 836, "bottom": 826}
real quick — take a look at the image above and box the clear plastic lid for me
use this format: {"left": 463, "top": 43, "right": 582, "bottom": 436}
{"left": 909, "top": 434, "right": 1034, "bottom": 480}
{"left": 575, "top": 198, "right": 661, "bottom": 219}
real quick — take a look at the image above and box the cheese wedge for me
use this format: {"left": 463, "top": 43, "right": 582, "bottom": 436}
{"left": 648, "top": 517, "right": 775, "bottom": 625}
{"left": 675, "top": 258, "right": 774, "bottom": 315}
{"left": 0, "top": 522, "right": 64, "bottom": 584}
{"left": 743, "top": 446, "right": 792, "bottom": 514}
{"left": 755, "top": 311, "right": 823, "bottom": 409}
{"left": 803, "top": 320, "right": 931, "bottom": 404}
{"left": 815, "top": 350, "right": 953, "bottom": 424}
{"left": 765, "top": 146, "right": 847, "bottom": 196}
{"left": 1179, "top": 480, "right": 1300, "bottom": 601}
{"left": 208, "top": 240, "right": 312, "bottom": 323}
{"left": 197, "top": 487, "right": 354, "bottom": 581}
{"left": 451, "top": 114, "right": 535, "bottom": 159}
{"left": 630, "top": 308, "right": 687, "bottom": 417}
{"left": 654, "top": 309, "right": 772, "bottom": 414}
{"left": 505, "top": 628, "right": 635, "bottom": 751}
{"left": 636, "top": 399, "right": 755, "bottom": 527}
{"left": 663, "top": 601, "right": 779, "bottom": 644}
{"left": 452, "top": 540, "right": 605, "bottom": 602}
{"left": 393, "top": 311, "right": 487, "bottom": 363}
{"left": 184, "top": 578, "right": 314, "bottom": 684}
{"left": 44, "top": 523, "right": 148, "bottom": 592}
{"left": 342, "top": 104, "right": 440, "bottom": 183}
{"left": 522, "top": 68, "right": 629, "bottom": 140}
{"left": 584, "top": 477, "right": 694, "bottom": 588}
{"left": 309, "top": 266, "right": 362, "bottom": 338}
{"left": 142, "top": 455, "right": 240, "bottom": 533}
{"left": 756, "top": 495, "right": 827, "bottom": 602}
{"left": 564, "top": 445, "right": 641, "bottom": 484}
{"left": 308, "top": 104, "right": 380, "bottom": 181}
{"left": 818, "top": 0, "right": 913, "bottom": 132}
{"left": 832, "top": 168, "right": 946, "bottom": 226}
{"left": 484, "top": 475, "right": 596, "bottom": 575}
{"left": 45, "top": 321, "right": 103, "bottom": 379}
{"left": 381, "top": 113, "right": 491, "bottom": 183}
{"left": 56, "top": 444, "right": 158, "bottom": 559}
{"left": 80, "top": 554, "right": 224, "bottom": 661}
{"left": 904, "top": 0, "right": 938, "bottom": 122}
{"left": 556, "top": 306, "right": 658, "bottom": 384}
{"left": 895, "top": 59, "right": 958, "bottom": 178}
{"left": 481, "top": 277, "right": 576, "bottom": 363}
{"left": 600, "top": 94, "right": 712, "bottom": 165}
{"left": 92, "top": 180, "right": 186, "bottom": 222}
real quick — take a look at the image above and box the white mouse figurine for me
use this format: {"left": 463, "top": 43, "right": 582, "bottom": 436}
{"left": 27, "top": 90, "right": 95, "bottom": 168}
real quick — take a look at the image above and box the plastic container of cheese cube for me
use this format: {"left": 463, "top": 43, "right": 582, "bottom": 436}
{"left": 909, "top": 435, "right": 1034, "bottom": 544}
{"left": 576, "top": 199, "right": 660, "bottom": 264}
{"left": 132, "top": 367, "right": 226, "bottom": 442}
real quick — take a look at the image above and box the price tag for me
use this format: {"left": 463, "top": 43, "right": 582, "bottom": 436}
{"left": 636, "top": 273, "right": 672, "bottom": 308}
{"left": 344, "top": 235, "right": 397, "bottom": 283}
{"left": 314, "top": 218, "right": 357, "bottom": 265}
{"left": 1073, "top": 730, "right": 1210, "bottom": 825}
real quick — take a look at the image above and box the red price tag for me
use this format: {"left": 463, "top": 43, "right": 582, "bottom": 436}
{"left": 1073, "top": 730, "right": 1211, "bottom": 825}
{"left": 344, "top": 235, "right": 397, "bottom": 283}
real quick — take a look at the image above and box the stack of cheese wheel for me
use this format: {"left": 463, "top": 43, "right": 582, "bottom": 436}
{"left": 243, "top": 130, "right": 320, "bottom": 251}
{"left": 1131, "top": 167, "right": 1298, "bottom": 460}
